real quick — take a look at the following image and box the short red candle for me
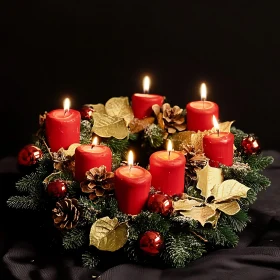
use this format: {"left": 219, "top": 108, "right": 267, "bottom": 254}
{"left": 186, "top": 101, "right": 219, "bottom": 132}
{"left": 149, "top": 151, "right": 186, "bottom": 196}
{"left": 132, "top": 93, "right": 164, "bottom": 119}
{"left": 46, "top": 109, "right": 81, "bottom": 152}
{"left": 203, "top": 132, "right": 234, "bottom": 167}
{"left": 75, "top": 144, "right": 112, "bottom": 182}
{"left": 115, "top": 165, "right": 152, "bottom": 215}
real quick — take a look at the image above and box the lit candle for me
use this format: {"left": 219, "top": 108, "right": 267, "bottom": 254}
{"left": 45, "top": 98, "right": 81, "bottom": 152}
{"left": 115, "top": 150, "right": 152, "bottom": 215}
{"left": 149, "top": 140, "right": 186, "bottom": 196}
{"left": 75, "top": 137, "right": 112, "bottom": 182}
{"left": 203, "top": 115, "right": 234, "bottom": 167}
{"left": 132, "top": 76, "right": 164, "bottom": 119}
{"left": 186, "top": 83, "right": 219, "bottom": 131}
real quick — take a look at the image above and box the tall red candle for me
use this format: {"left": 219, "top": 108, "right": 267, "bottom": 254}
{"left": 186, "top": 83, "right": 219, "bottom": 132}
{"left": 149, "top": 143, "right": 186, "bottom": 196}
{"left": 115, "top": 151, "right": 152, "bottom": 215}
{"left": 75, "top": 144, "right": 112, "bottom": 182}
{"left": 46, "top": 99, "right": 81, "bottom": 152}
{"left": 132, "top": 76, "right": 164, "bottom": 119}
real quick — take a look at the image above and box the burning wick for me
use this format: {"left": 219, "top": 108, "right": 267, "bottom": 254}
{"left": 127, "top": 150, "right": 134, "bottom": 175}
{"left": 63, "top": 98, "right": 70, "bottom": 116}
{"left": 167, "top": 139, "right": 173, "bottom": 160}
{"left": 212, "top": 115, "right": 220, "bottom": 137}
{"left": 200, "top": 83, "right": 207, "bottom": 109}
{"left": 91, "top": 137, "right": 98, "bottom": 149}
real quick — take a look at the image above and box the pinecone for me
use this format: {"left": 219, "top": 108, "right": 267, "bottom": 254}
{"left": 183, "top": 145, "right": 208, "bottom": 187}
{"left": 80, "top": 165, "right": 114, "bottom": 200}
{"left": 52, "top": 198, "right": 81, "bottom": 230}
{"left": 52, "top": 149, "right": 75, "bottom": 173}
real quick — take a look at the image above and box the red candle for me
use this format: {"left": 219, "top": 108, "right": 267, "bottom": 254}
{"left": 186, "top": 83, "right": 219, "bottom": 132}
{"left": 203, "top": 116, "right": 234, "bottom": 167}
{"left": 75, "top": 138, "right": 112, "bottom": 182}
{"left": 132, "top": 76, "right": 164, "bottom": 119}
{"left": 115, "top": 151, "right": 152, "bottom": 215}
{"left": 46, "top": 98, "right": 81, "bottom": 152}
{"left": 149, "top": 140, "right": 186, "bottom": 196}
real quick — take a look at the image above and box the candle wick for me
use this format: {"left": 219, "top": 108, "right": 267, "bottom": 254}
{"left": 217, "top": 129, "right": 220, "bottom": 137}
{"left": 64, "top": 109, "right": 69, "bottom": 116}
{"left": 201, "top": 98, "right": 205, "bottom": 109}
{"left": 168, "top": 150, "right": 171, "bottom": 160}
{"left": 128, "top": 164, "right": 132, "bottom": 175}
{"left": 91, "top": 144, "right": 95, "bottom": 149}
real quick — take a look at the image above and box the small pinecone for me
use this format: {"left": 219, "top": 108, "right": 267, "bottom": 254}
{"left": 183, "top": 145, "right": 208, "bottom": 187}
{"left": 52, "top": 198, "right": 81, "bottom": 230}
{"left": 80, "top": 165, "right": 114, "bottom": 200}
{"left": 52, "top": 149, "right": 75, "bottom": 173}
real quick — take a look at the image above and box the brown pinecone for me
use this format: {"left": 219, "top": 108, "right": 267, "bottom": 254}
{"left": 80, "top": 165, "right": 114, "bottom": 200}
{"left": 183, "top": 145, "right": 208, "bottom": 187}
{"left": 52, "top": 198, "right": 81, "bottom": 230}
{"left": 52, "top": 149, "right": 75, "bottom": 174}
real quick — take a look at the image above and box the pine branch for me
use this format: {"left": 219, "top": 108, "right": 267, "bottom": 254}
{"left": 80, "top": 120, "right": 92, "bottom": 144}
{"left": 219, "top": 210, "right": 251, "bottom": 232}
{"left": 7, "top": 195, "right": 40, "bottom": 210}
{"left": 102, "top": 137, "right": 129, "bottom": 158}
{"left": 144, "top": 124, "right": 164, "bottom": 148}
{"left": 78, "top": 196, "right": 99, "bottom": 225}
{"left": 242, "top": 171, "right": 271, "bottom": 192}
{"left": 82, "top": 251, "right": 100, "bottom": 269}
{"left": 62, "top": 228, "right": 88, "bottom": 250}
{"left": 244, "top": 155, "right": 274, "bottom": 170}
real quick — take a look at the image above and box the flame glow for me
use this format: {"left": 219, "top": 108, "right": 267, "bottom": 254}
{"left": 212, "top": 115, "right": 219, "bottom": 131}
{"left": 200, "top": 83, "right": 207, "bottom": 100}
{"left": 63, "top": 98, "right": 70, "bottom": 113}
{"left": 167, "top": 139, "right": 173, "bottom": 152}
{"left": 128, "top": 150, "right": 134, "bottom": 166}
{"left": 92, "top": 137, "right": 99, "bottom": 146}
{"left": 143, "top": 76, "right": 150, "bottom": 93}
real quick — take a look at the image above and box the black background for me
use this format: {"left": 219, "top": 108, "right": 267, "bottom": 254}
{"left": 1, "top": 1, "right": 280, "bottom": 159}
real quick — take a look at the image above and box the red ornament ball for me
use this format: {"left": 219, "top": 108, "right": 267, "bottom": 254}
{"left": 47, "top": 179, "right": 68, "bottom": 199}
{"left": 80, "top": 105, "right": 94, "bottom": 120}
{"left": 241, "top": 135, "right": 261, "bottom": 155}
{"left": 139, "top": 231, "right": 164, "bottom": 256}
{"left": 17, "top": 144, "right": 43, "bottom": 166}
{"left": 147, "top": 193, "right": 173, "bottom": 216}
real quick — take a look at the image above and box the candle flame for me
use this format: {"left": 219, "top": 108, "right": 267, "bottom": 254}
{"left": 63, "top": 98, "right": 70, "bottom": 114}
{"left": 92, "top": 136, "right": 99, "bottom": 146}
{"left": 128, "top": 150, "right": 134, "bottom": 166}
{"left": 200, "top": 83, "right": 207, "bottom": 101}
{"left": 212, "top": 115, "right": 219, "bottom": 131}
{"left": 167, "top": 139, "right": 173, "bottom": 152}
{"left": 143, "top": 76, "right": 150, "bottom": 93}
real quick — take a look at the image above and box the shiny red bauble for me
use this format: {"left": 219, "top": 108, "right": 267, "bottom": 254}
{"left": 139, "top": 231, "right": 164, "bottom": 256}
{"left": 47, "top": 179, "right": 68, "bottom": 199}
{"left": 241, "top": 135, "right": 261, "bottom": 155}
{"left": 147, "top": 193, "right": 173, "bottom": 216}
{"left": 80, "top": 105, "right": 94, "bottom": 121}
{"left": 17, "top": 144, "right": 43, "bottom": 166}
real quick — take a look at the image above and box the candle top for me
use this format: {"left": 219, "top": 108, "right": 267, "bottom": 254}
{"left": 118, "top": 165, "right": 150, "bottom": 179}
{"left": 207, "top": 132, "right": 232, "bottom": 138}
{"left": 133, "top": 93, "right": 162, "bottom": 98}
{"left": 156, "top": 151, "right": 180, "bottom": 161}
{"left": 189, "top": 101, "right": 214, "bottom": 110}
{"left": 78, "top": 144, "right": 109, "bottom": 153}
{"left": 48, "top": 109, "right": 79, "bottom": 120}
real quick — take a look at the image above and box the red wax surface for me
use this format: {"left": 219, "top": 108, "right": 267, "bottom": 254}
{"left": 132, "top": 93, "right": 164, "bottom": 119}
{"left": 46, "top": 109, "right": 81, "bottom": 152}
{"left": 149, "top": 151, "right": 186, "bottom": 196}
{"left": 115, "top": 166, "right": 152, "bottom": 215}
{"left": 186, "top": 101, "right": 219, "bottom": 132}
{"left": 203, "top": 132, "right": 234, "bottom": 167}
{"left": 75, "top": 145, "right": 112, "bottom": 182}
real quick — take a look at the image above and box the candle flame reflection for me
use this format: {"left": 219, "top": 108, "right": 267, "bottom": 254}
{"left": 212, "top": 115, "right": 220, "bottom": 136}
{"left": 200, "top": 83, "right": 207, "bottom": 101}
{"left": 63, "top": 98, "right": 70, "bottom": 115}
{"left": 143, "top": 76, "right": 150, "bottom": 93}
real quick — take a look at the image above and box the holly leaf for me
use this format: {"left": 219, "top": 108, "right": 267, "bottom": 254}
{"left": 105, "top": 97, "right": 134, "bottom": 126}
{"left": 84, "top": 103, "right": 106, "bottom": 114}
{"left": 196, "top": 163, "right": 223, "bottom": 199}
{"left": 92, "top": 113, "right": 128, "bottom": 139}
{"left": 89, "top": 216, "right": 128, "bottom": 252}
{"left": 172, "top": 131, "right": 195, "bottom": 150}
{"left": 212, "top": 179, "right": 250, "bottom": 202}
{"left": 180, "top": 206, "right": 216, "bottom": 226}
{"left": 173, "top": 199, "right": 202, "bottom": 211}
{"left": 210, "top": 200, "right": 241, "bottom": 215}
{"left": 128, "top": 117, "right": 155, "bottom": 133}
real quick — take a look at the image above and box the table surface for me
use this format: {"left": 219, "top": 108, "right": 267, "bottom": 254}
{"left": 1, "top": 151, "right": 280, "bottom": 280}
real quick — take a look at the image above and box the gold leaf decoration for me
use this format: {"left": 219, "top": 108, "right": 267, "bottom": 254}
{"left": 180, "top": 206, "right": 216, "bottom": 226}
{"left": 105, "top": 97, "right": 134, "bottom": 126}
{"left": 196, "top": 163, "right": 223, "bottom": 199}
{"left": 219, "top": 121, "right": 235, "bottom": 133}
{"left": 43, "top": 171, "right": 62, "bottom": 185}
{"left": 62, "top": 143, "right": 81, "bottom": 157}
{"left": 84, "top": 103, "right": 106, "bottom": 114}
{"left": 210, "top": 200, "right": 241, "bottom": 216}
{"left": 172, "top": 131, "right": 195, "bottom": 151}
{"left": 211, "top": 179, "right": 250, "bottom": 203}
{"left": 128, "top": 117, "right": 155, "bottom": 133}
{"left": 206, "top": 211, "right": 221, "bottom": 227}
{"left": 173, "top": 199, "right": 202, "bottom": 211}
{"left": 89, "top": 216, "right": 128, "bottom": 252}
{"left": 92, "top": 113, "right": 128, "bottom": 139}
{"left": 191, "top": 131, "right": 211, "bottom": 152}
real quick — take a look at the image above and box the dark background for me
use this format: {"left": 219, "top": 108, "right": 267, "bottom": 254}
{"left": 1, "top": 1, "right": 279, "bottom": 159}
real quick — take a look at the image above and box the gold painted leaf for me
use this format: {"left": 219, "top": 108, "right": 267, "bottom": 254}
{"left": 105, "top": 97, "right": 134, "bottom": 126}
{"left": 172, "top": 131, "right": 195, "bottom": 151}
{"left": 173, "top": 199, "right": 202, "bottom": 211}
{"left": 180, "top": 206, "right": 216, "bottom": 226}
{"left": 43, "top": 171, "right": 62, "bottom": 185}
{"left": 89, "top": 217, "right": 128, "bottom": 252}
{"left": 191, "top": 131, "right": 210, "bottom": 152}
{"left": 92, "top": 113, "right": 128, "bottom": 139}
{"left": 84, "top": 103, "right": 106, "bottom": 114}
{"left": 212, "top": 179, "right": 250, "bottom": 202}
{"left": 196, "top": 163, "right": 223, "bottom": 199}
{"left": 128, "top": 117, "right": 155, "bottom": 133}
{"left": 210, "top": 200, "right": 241, "bottom": 215}
{"left": 206, "top": 211, "right": 221, "bottom": 227}
{"left": 219, "top": 121, "right": 235, "bottom": 133}
{"left": 62, "top": 143, "right": 81, "bottom": 157}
